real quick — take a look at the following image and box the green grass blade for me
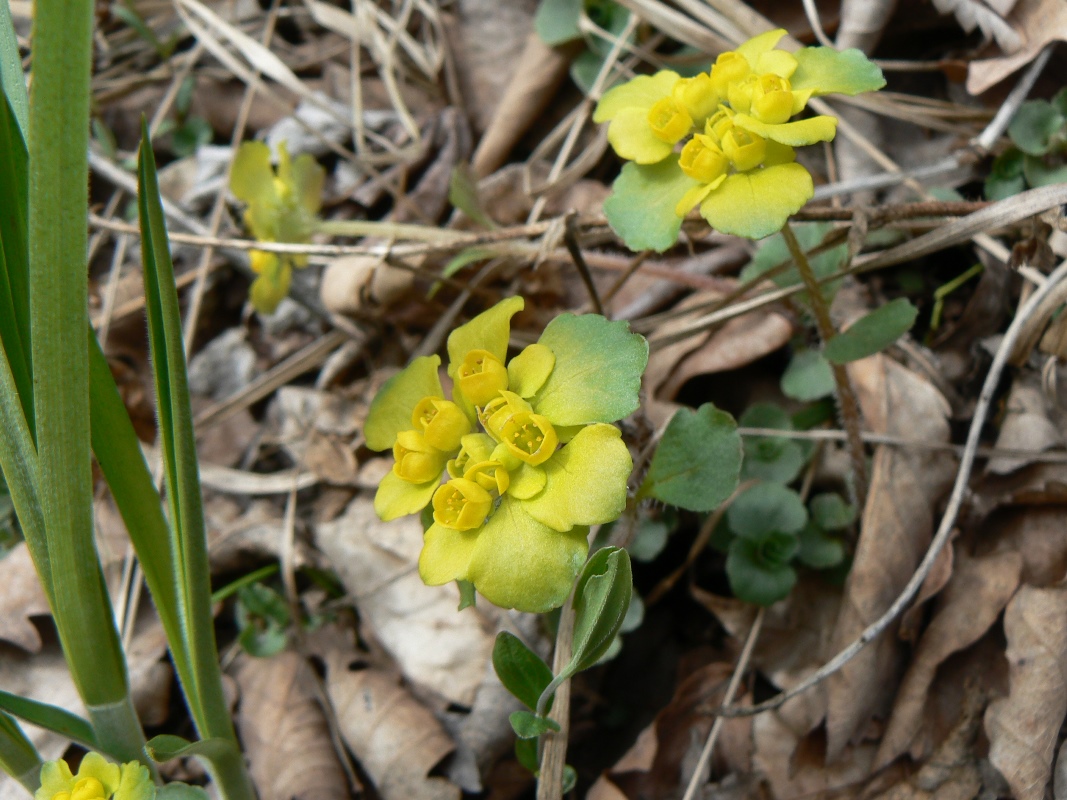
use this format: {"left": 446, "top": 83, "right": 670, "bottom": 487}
{"left": 29, "top": 0, "right": 145, "bottom": 764}
{"left": 0, "top": 711, "right": 42, "bottom": 793}
{"left": 0, "top": 0, "right": 27, "bottom": 136}
{"left": 88, "top": 334, "right": 192, "bottom": 686}
{"left": 0, "top": 90, "right": 34, "bottom": 435}
{"left": 138, "top": 121, "right": 255, "bottom": 800}
{"left": 0, "top": 691, "right": 97, "bottom": 751}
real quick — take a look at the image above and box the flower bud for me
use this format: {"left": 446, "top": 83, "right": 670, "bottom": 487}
{"left": 250, "top": 249, "right": 277, "bottom": 275}
{"left": 703, "top": 108, "right": 734, "bottom": 145}
{"left": 412, "top": 397, "right": 471, "bottom": 452}
{"left": 722, "top": 128, "right": 767, "bottom": 171}
{"left": 456, "top": 349, "right": 509, "bottom": 406}
{"left": 392, "top": 430, "right": 447, "bottom": 484}
{"left": 500, "top": 411, "right": 559, "bottom": 465}
{"left": 646, "top": 97, "right": 693, "bottom": 144}
{"left": 672, "top": 73, "right": 719, "bottom": 124}
{"left": 727, "top": 75, "right": 756, "bottom": 115}
{"left": 709, "top": 52, "right": 750, "bottom": 95}
{"left": 751, "top": 74, "right": 794, "bottom": 125}
{"left": 679, "top": 135, "right": 729, "bottom": 183}
{"left": 480, "top": 391, "right": 532, "bottom": 443}
{"left": 433, "top": 478, "right": 492, "bottom": 530}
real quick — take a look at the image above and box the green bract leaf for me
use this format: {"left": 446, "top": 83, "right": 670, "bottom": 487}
{"left": 1023, "top": 154, "right": 1067, "bottom": 189}
{"left": 449, "top": 163, "right": 495, "bottom": 230}
{"left": 796, "top": 522, "right": 845, "bottom": 569}
{"left": 604, "top": 157, "right": 697, "bottom": 252}
{"left": 726, "top": 532, "right": 798, "bottom": 606}
{"left": 1008, "top": 100, "right": 1064, "bottom": 156}
{"left": 515, "top": 737, "right": 539, "bottom": 772}
{"left": 781, "top": 348, "right": 835, "bottom": 401}
{"left": 739, "top": 403, "right": 806, "bottom": 484}
{"left": 728, "top": 482, "right": 807, "bottom": 538}
{"left": 535, "top": 0, "right": 582, "bottom": 45}
{"left": 457, "top": 579, "right": 477, "bottom": 610}
{"left": 510, "top": 710, "right": 561, "bottom": 739}
{"left": 157, "top": 783, "right": 211, "bottom": 800}
{"left": 567, "top": 547, "right": 633, "bottom": 677}
{"left": 790, "top": 46, "right": 886, "bottom": 97}
{"left": 809, "top": 492, "right": 856, "bottom": 530}
{"left": 533, "top": 313, "right": 648, "bottom": 425}
{"left": 492, "top": 632, "right": 554, "bottom": 711}
{"left": 697, "top": 163, "right": 814, "bottom": 241}
{"left": 824, "top": 298, "right": 918, "bottom": 363}
{"left": 363, "top": 355, "right": 444, "bottom": 451}
{"left": 645, "top": 403, "right": 742, "bottom": 511}
{"left": 145, "top": 734, "right": 238, "bottom": 763}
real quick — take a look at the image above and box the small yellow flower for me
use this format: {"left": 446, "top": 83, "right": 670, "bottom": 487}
{"left": 230, "top": 140, "right": 324, "bottom": 313}
{"left": 36, "top": 753, "right": 153, "bottom": 800}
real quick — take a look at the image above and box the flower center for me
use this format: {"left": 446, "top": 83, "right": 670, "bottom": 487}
{"left": 500, "top": 412, "right": 558, "bottom": 465}
{"left": 433, "top": 478, "right": 493, "bottom": 530}
{"left": 70, "top": 778, "right": 106, "bottom": 800}
{"left": 679, "top": 135, "right": 729, "bottom": 183}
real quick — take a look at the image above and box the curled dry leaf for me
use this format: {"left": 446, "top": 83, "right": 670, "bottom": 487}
{"left": 967, "top": 0, "right": 1067, "bottom": 94}
{"left": 986, "top": 373, "right": 1064, "bottom": 475}
{"left": 986, "top": 584, "right": 1067, "bottom": 800}
{"left": 325, "top": 648, "right": 459, "bottom": 800}
{"left": 987, "top": 506, "right": 1067, "bottom": 587}
{"left": 0, "top": 543, "right": 51, "bottom": 653}
{"left": 235, "top": 651, "right": 351, "bottom": 800}
{"left": 319, "top": 255, "right": 415, "bottom": 316}
{"left": 876, "top": 549, "right": 1022, "bottom": 769}
{"left": 826, "top": 356, "right": 957, "bottom": 762}
{"left": 314, "top": 496, "right": 495, "bottom": 707}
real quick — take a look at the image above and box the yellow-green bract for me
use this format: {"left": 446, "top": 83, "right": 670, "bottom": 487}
{"left": 363, "top": 297, "right": 648, "bottom": 613}
{"left": 35, "top": 752, "right": 154, "bottom": 800}
{"left": 229, "top": 140, "right": 324, "bottom": 313}
{"left": 594, "top": 29, "right": 885, "bottom": 248}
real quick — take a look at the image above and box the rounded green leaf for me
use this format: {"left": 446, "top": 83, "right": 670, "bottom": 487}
{"left": 698, "top": 163, "right": 814, "bottom": 240}
{"left": 727, "top": 482, "right": 807, "bottom": 539}
{"left": 731, "top": 113, "right": 838, "bottom": 146}
{"left": 469, "top": 499, "right": 590, "bottom": 613}
{"left": 809, "top": 492, "right": 856, "bottom": 530}
{"left": 823, "top": 298, "right": 918, "bottom": 364}
{"left": 593, "top": 70, "right": 681, "bottom": 123}
{"left": 726, "top": 533, "right": 798, "bottom": 606}
{"left": 603, "top": 157, "right": 698, "bottom": 253}
{"left": 796, "top": 522, "right": 845, "bottom": 569}
{"left": 781, "top": 348, "right": 835, "bottom": 401}
{"left": 364, "top": 355, "right": 444, "bottom": 451}
{"left": 230, "top": 140, "right": 276, "bottom": 204}
{"left": 493, "top": 632, "right": 554, "bottom": 711}
{"left": 985, "top": 148, "right": 1026, "bottom": 200}
{"left": 535, "top": 0, "right": 582, "bottom": 44}
{"left": 522, "top": 423, "right": 632, "bottom": 531}
{"left": 533, "top": 314, "right": 648, "bottom": 425}
{"left": 1008, "top": 100, "right": 1064, "bottom": 156}
{"left": 646, "top": 403, "right": 742, "bottom": 512}
{"left": 739, "top": 403, "right": 807, "bottom": 484}
{"left": 1023, "top": 153, "right": 1067, "bottom": 189}
{"left": 790, "top": 47, "right": 886, "bottom": 97}
{"left": 374, "top": 471, "right": 441, "bottom": 521}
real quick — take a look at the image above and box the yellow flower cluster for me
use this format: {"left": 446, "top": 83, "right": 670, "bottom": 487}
{"left": 595, "top": 29, "right": 885, "bottom": 243}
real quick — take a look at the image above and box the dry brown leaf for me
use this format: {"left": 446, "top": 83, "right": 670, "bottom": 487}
{"left": 314, "top": 497, "right": 495, "bottom": 707}
{"left": 967, "top": 0, "right": 1067, "bottom": 94}
{"left": 985, "top": 584, "right": 1067, "bottom": 800}
{"left": 986, "top": 506, "right": 1067, "bottom": 587}
{"left": 0, "top": 543, "right": 51, "bottom": 653}
{"left": 235, "top": 651, "right": 351, "bottom": 800}
{"left": 825, "top": 356, "right": 957, "bottom": 762}
{"left": 644, "top": 289, "right": 793, "bottom": 400}
{"left": 986, "top": 374, "right": 1063, "bottom": 475}
{"left": 471, "top": 31, "right": 572, "bottom": 177}
{"left": 876, "top": 549, "right": 1022, "bottom": 769}
{"left": 590, "top": 662, "right": 750, "bottom": 799}
{"left": 325, "top": 649, "right": 459, "bottom": 800}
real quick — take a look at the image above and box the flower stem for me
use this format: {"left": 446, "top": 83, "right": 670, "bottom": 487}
{"left": 780, "top": 222, "right": 868, "bottom": 507}
{"left": 536, "top": 598, "right": 575, "bottom": 800}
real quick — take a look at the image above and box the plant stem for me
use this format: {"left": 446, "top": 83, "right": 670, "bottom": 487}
{"left": 536, "top": 600, "right": 575, "bottom": 800}
{"left": 780, "top": 222, "right": 868, "bottom": 507}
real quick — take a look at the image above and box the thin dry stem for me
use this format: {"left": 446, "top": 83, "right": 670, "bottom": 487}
{"left": 781, "top": 222, "right": 868, "bottom": 506}
{"left": 537, "top": 600, "right": 575, "bottom": 800}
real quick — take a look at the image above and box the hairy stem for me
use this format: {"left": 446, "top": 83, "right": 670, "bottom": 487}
{"left": 780, "top": 222, "right": 868, "bottom": 507}
{"left": 536, "top": 600, "right": 575, "bottom": 800}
